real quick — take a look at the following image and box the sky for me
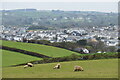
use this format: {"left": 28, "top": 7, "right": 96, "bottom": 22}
{"left": 0, "top": 1, "right": 119, "bottom": 13}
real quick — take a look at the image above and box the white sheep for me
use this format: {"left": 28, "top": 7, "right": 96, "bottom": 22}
{"left": 24, "top": 65, "right": 28, "bottom": 69}
{"left": 23, "top": 63, "right": 34, "bottom": 69}
{"left": 53, "top": 63, "right": 61, "bottom": 69}
{"left": 27, "top": 63, "right": 34, "bottom": 67}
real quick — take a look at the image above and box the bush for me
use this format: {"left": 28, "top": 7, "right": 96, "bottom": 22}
{"left": 30, "top": 53, "right": 118, "bottom": 65}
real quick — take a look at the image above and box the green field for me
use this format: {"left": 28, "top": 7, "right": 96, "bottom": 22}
{"left": 1, "top": 50, "right": 42, "bottom": 67}
{"left": 1, "top": 40, "right": 80, "bottom": 57}
{"left": 2, "top": 59, "right": 118, "bottom": 78}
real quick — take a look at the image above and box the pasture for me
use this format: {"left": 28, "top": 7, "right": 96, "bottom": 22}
{"left": 1, "top": 40, "right": 80, "bottom": 57}
{"left": 2, "top": 59, "right": 118, "bottom": 78}
{"left": 1, "top": 50, "right": 42, "bottom": 67}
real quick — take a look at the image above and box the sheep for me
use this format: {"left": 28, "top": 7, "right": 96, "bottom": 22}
{"left": 27, "top": 63, "right": 34, "bottom": 67}
{"left": 74, "top": 66, "right": 84, "bottom": 71}
{"left": 53, "top": 65, "right": 59, "bottom": 69}
{"left": 23, "top": 63, "right": 34, "bottom": 68}
{"left": 53, "top": 63, "right": 61, "bottom": 69}
{"left": 24, "top": 65, "right": 28, "bottom": 69}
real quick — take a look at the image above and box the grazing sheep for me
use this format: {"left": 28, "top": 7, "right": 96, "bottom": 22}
{"left": 53, "top": 65, "right": 59, "bottom": 69}
{"left": 53, "top": 63, "right": 61, "bottom": 69}
{"left": 24, "top": 65, "right": 28, "bottom": 69}
{"left": 74, "top": 66, "right": 84, "bottom": 71}
{"left": 27, "top": 63, "right": 34, "bottom": 67}
{"left": 24, "top": 63, "right": 34, "bottom": 68}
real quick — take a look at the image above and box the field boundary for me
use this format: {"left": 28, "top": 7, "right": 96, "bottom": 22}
{"left": 1, "top": 46, "right": 52, "bottom": 58}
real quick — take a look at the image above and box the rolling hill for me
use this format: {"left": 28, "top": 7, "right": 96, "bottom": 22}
{"left": 1, "top": 49, "right": 42, "bottom": 67}
{"left": 1, "top": 40, "right": 81, "bottom": 57}
{"left": 2, "top": 9, "right": 117, "bottom": 28}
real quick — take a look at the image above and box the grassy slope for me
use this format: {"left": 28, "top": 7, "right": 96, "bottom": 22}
{"left": 1, "top": 50, "right": 42, "bottom": 67}
{"left": 1, "top": 40, "right": 80, "bottom": 57}
{"left": 2, "top": 59, "right": 118, "bottom": 78}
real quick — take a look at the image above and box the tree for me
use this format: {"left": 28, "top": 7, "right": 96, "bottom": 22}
{"left": 77, "top": 39, "right": 87, "bottom": 46}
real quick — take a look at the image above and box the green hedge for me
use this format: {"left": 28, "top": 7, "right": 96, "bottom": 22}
{"left": 14, "top": 52, "right": 118, "bottom": 66}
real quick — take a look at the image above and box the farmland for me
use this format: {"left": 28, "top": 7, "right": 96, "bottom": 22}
{"left": 2, "top": 59, "right": 118, "bottom": 78}
{"left": 1, "top": 40, "right": 80, "bottom": 57}
{"left": 1, "top": 40, "right": 119, "bottom": 78}
{"left": 1, "top": 50, "right": 42, "bottom": 67}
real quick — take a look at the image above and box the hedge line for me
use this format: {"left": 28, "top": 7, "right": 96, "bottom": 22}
{"left": 1, "top": 46, "right": 52, "bottom": 58}
{"left": 13, "top": 53, "right": 118, "bottom": 66}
